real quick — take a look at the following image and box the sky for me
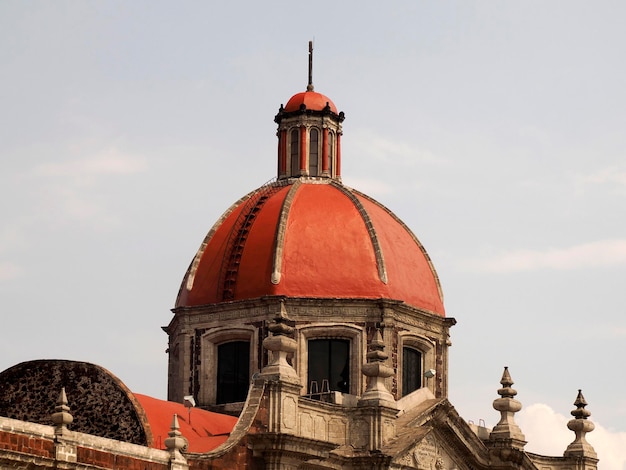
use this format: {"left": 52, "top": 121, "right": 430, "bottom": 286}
{"left": 1, "top": 1, "right": 625, "bottom": 467}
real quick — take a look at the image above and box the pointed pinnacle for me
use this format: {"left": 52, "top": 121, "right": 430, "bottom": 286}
{"left": 169, "top": 414, "right": 181, "bottom": 436}
{"left": 574, "top": 389, "right": 588, "bottom": 408}
{"left": 500, "top": 366, "right": 513, "bottom": 387}
{"left": 571, "top": 389, "right": 591, "bottom": 419}
{"left": 57, "top": 387, "right": 68, "bottom": 406}
{"left": 497, "top": 366, "right": 517, "bottom": 398}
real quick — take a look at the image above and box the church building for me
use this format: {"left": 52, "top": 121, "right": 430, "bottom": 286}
{"left": 0, "top": 45, "right": 598, "bottom": 470}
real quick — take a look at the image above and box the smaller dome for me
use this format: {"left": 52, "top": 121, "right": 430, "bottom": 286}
{"left": 284, "top": 91, "right": 338, "bottom": 114}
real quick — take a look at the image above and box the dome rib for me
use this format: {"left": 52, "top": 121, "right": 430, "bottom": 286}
{"left": 176, "top": 179, "right": 445, "bottom": 315}
{"left": 351, "top": 188, "right": 444, "bottom": 304}
{"left": 177, "top": 190, "right": 255, "bottom": 306}
{"left": 217, "top": 180, "right": 286, "bottom": 301}
{"left": 330, "top": 181, "right": 388, "bottom": 284}
{"left": 271, "top": 179, "right": 302, "bottom": 284}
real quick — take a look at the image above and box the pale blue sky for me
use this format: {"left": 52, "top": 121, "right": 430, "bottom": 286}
{"left": 2, "top": 2, "right": 625, "bottom": 465}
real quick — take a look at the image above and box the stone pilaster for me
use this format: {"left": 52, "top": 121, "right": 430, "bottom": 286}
{"left": 259, "top": 306, "right": 301, "bottom": 435}
{"left": 259, "top": 303, "right": 299, "bottom": 385}
{"left": 357, "top": 329, "right": 397, "bottom": 452}
{"left": 360, "top": 329, "right": 396, "bottom": 407}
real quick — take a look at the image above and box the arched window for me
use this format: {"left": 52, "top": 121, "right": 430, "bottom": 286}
{"left": 402, "top": 347, "right": 422, "bottom": 396}
{"left": 216, "top": 341, "right": 250, "bottom": 404}
{"left": 309, "top": 128, "right": 319, "bottom": 176}
{"left": 327, "top": 131, "right": 334, "bottom": 175}
{"left": 307, "top": 339, "right": 349, "bottom": 395}
{"left": 290, "top": 129, "right": 299, "bottom": 176}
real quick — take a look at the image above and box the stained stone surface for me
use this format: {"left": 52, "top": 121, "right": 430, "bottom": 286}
{"left": 0, "top": 359, "right": 149, "bottom": 445}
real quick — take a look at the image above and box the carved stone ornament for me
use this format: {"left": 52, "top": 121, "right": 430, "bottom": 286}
{"left": 395, "top": 433, "right": 457, "bottom": 470}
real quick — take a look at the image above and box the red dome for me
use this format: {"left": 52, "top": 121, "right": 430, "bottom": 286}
{"left": 176, "top": 181, "right": 445, "bottom": 316}
{"left": 284, "top": 91, "right": 338, "bottom": 114}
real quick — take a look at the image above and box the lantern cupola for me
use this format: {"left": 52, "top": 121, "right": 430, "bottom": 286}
{"left": 274, "top": 41, "right": 345, "bottom": 180}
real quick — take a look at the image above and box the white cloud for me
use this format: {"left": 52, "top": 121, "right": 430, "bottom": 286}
{"left": 519, "top": 403, "right": 626, "bottom": 470}
{"left": 0, "top": 262, "right": 22, "bottom": 282}
{"left": 462, "top": 239, "right": 626, "bottom": 273}
{"left": 342, "top": 177, "right": 394, "bottom": 196}
{"left": 35, "top": 147, "right": 147, "bottom": 183}
{"left": 581, "top": 165, "right": 626, "bottom": 187}
{"left": 348, "top": 130, "right": 447, "bottom": 167}
{"left": 27, "top": 147, "right": 147, "bottom": 229}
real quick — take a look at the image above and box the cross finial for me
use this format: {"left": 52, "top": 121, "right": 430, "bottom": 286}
{"left": 307, "top": 40, "right": 314, "bottom": 92}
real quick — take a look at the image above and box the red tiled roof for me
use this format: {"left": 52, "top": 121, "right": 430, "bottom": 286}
{"left": 284, "top": 91, "right": 338, "bottom": 114}
{"left": 134, "top": 394, "right": 238, "bottom": 453}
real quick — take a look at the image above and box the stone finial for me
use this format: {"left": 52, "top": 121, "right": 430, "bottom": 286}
{"left": 564, "top": 390, "right": 597, "bottom": 460}
{"left": 260, "top": 303, "right": 299, "bottom": 382}
{"left": 359, "top": 329, "right": 396, "bottom": 408}
{"left": 489, "top": 367, "right": 526, "bottom": 449}
{"left": 164, "top": 414, "right": 189, "bottom": 469}
{"left": 51, "top": 387, "right": 73, "bottom": 434}
{"left": 165, "top": 414, "right": 186, "bottom": 451}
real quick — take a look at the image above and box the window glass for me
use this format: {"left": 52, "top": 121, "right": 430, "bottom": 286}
{"left": 308, "top": 339, "right": 349, "bottom": 395}
{"left": 216, "top": 341, "right": 250, "bottom": 404}
{"left": 290, "top": 129, "right": 299, "bottom": 175}
{"left": 327, "top": 131, "right": 334, "bottom": 174}
{"left": 309, "top": 128, "right": 319, "bottom": 175}
{"left": 402, "top": 347, "right": 422, "bottom": 396}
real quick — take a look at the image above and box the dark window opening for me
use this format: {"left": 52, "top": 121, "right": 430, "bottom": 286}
{"left": 402, "top": 347, "right": 422, "bottom": 397}
{"left": 309, "top": 128, "right": 319, "bottom": 175}
{"left": 290, "top": 129, "right": 299, "bottom": 175}
{"left": 327, "top": 132, "right": 334, "bottom": 175}
{"left": 307, "top": 339, "right": 349, "bottom": 395}
{"left": 216, "top": 341, "right": 250, "bottom": 404}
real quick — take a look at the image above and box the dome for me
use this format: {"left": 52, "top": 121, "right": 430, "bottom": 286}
{"left": 176, "top": 180, "right": 445, "bottom": 316}
{"left": 284, "top": 91, "right": 338, "bottom": 114}
{"left": 0, "top": 360, "right": 238, "bottom": 453}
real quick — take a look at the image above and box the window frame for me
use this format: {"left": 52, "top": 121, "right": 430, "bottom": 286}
{"left": 289, "top": 128, "right": 300, "bottom": 176}
{"left": 308, "top": 127, "right": 320, "bottom": 176}
{"left": 327, "top": 130, "right": 334, "bottom": 176}
{"left": 200, "top": 327, "right": 257, "bottom": 405}
{"left": 296, "top": 323, "right": 363, "bottom": 397}
{"left": 401, "top": 346, "right": 423, "bottom": 397}
{"left": 216, "top": 340, "right": 251, "bottom": 404}
{"left": 397, "top": 333, "right": 435, "bottom": 397}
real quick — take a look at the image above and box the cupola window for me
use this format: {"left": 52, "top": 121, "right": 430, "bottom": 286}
{"left": 327, "top": 131, "right": 334, "bottom": 175}
{"left": 309, "top": 128, "right": 319, "bottom": 176}
{"left": 402, "top": 346, "right": 422, "bottom": 396}
{"left": 216, "top": 340, "right": 250, "bottom": 404}
{"left": 290, "top": 129, "right": 299, "bottom": 176}
{"left": 307, "top": 338, "right": 350, "bottom": 395}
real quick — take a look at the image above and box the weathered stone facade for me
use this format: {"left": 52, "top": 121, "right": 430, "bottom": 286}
{"left": 167, "top": 297, "right": 454, "bottom": 408}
